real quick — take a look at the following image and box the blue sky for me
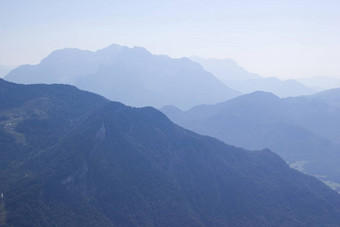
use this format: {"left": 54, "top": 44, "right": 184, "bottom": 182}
{"left": 1, "top": 0, "right": 339, "bottom": 79}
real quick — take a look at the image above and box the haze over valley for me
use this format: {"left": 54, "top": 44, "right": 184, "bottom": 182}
{"left": 1, "top": 1, "right": 340, "bottom": 226}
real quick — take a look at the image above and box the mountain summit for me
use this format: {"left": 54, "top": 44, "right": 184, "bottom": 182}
{"left": 5, "top": 45, "right": 240, "bottom": 109}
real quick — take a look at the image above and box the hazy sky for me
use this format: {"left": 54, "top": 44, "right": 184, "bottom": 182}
{"left": 1, "top": 0, "right": 340, "bottom": 79}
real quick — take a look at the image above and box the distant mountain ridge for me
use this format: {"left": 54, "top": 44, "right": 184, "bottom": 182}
{"left": 0, "top": 65, "right": 14, "bottom": 78}
{"left": 5, "top": 44, "right": 240, "bottom": 109}
{"left": 191, "top": 57, "right": 317, "bottom": 97}
{"left": 161, "top": 90, "right": 340, "bottom": 191}
{"left": 1, "top": 79, "right": 340, "bottom": 226}
{"left": 311, "top": 87, "right": 340, "bottom": 104}
{"left": 297, "top": 76, "right": 340, "bottom": 91}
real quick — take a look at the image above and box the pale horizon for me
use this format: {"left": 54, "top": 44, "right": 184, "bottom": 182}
{"left": 1, "top": 0, "right": 340, "bottom": 80}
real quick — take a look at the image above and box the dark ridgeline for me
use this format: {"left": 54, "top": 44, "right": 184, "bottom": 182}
{"left": 161, "top": 90, "right": 340, "bottom": 192}
{"left": 1, "top": 79, "right": 340, "bottom": 226}
{"left": 4, "top": 44, "right": 240, "bottom": 109}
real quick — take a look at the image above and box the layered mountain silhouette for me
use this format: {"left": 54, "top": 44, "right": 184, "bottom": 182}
{"left": 310, "top": 87, "right": 340, "bottom": 106}
{"left": 0, "top": 65, "right": 13, "bottom": 78}
{"left": 1, "top": 78, "right": 340, "bottom": 226}
{"left": 298, "top": 76, "right": 340, "bottom": 91}
{"left": 4, "top": 44, "right": 240, "bottom": 109}
{"left": 162, "top": 90, "right": 340, "bottom": 191}
{"left": 191, "top": 57, "right": 316, "bottom": 97}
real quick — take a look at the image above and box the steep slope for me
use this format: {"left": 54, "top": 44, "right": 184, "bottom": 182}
{"left": 1, "top": 79, "right": 340, "bottom": 225}
{"left": 0, "top": 65, "right": 13, "bottom": 78}
{"left": 191, "top": 57, "right": 316, "bottom": 97}
{"left": 190, "top": 57, "right": 260, "bottom": 81}
{"left": 161, "top": 91, "right": 340, "bottom": 191}
{"left": 4, "top": 45, "right": 240, "bottom": 109}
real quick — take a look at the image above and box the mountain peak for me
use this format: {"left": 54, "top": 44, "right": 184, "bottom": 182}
{"left": 228, "top": 91, "right": 280, "bottom": 105}
{"left": 41, "top": 48, "right": 93, "bottom": 65}
{"left": 248, "top": 90, "right": 280, "bottom": 99}
{"left": 5, "top": 44, "right": 239, "bottom": 109}
{"left": 96, "top": 43, "right": 125, "bottom": 53}
{"left": 95, "top": 44, "right": 151, "bottom": 57}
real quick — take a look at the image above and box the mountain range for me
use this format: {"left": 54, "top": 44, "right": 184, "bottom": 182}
{"left": 191, "top": 57, "right": 317, "bottom": 97}
{"left": 1, "top": 78, "right": 340, "bottom": 226}
{"left": 297, "top": 76, "right": 340, "bottom": 91}
{"left": 161, "top": 89, "right": 340, "bottom": 191}
{"left": 4, "top": 44, "right": 240, "bottom": 109}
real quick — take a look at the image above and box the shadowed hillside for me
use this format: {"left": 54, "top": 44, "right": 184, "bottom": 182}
{"left": 1, "top": 79, "right": 340, "bottom": 226}
{"left": 161, "top": 90, "right": 340, "bottom": 191}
